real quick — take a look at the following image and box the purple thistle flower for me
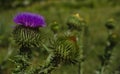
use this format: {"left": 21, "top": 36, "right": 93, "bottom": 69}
{"left": 13, "top": 12, "right": 46, "bottom": 28}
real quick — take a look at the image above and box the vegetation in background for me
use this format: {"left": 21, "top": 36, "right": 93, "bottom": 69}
{"left": 0, "top": 0, "right": 120, "bottom": 74}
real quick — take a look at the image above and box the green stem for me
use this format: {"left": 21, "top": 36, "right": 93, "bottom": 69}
{"left": 78, "top": 61, "right": 83, "bottom": 74}
{"left": 12, "top": 46, "right": 31, "bottom": 74}
{"left": 100, "top": 66, "right": 105, "bottom": 74}
{"left": 78, "top": 24, "right": 85, "bottom": 74}
{"left": 98, "top": 26, "right": 117, "bottom": 74}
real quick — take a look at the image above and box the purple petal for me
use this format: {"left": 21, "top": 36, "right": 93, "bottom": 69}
{"left": 13, "top": 12, "right": 46, "bottom": 28}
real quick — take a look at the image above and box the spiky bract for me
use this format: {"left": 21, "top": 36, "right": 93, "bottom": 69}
{"left": 67, "top": 13, "right": 85, "bottom": 31}
{"left": 50, "top": 35, "right": 79, "bottom": 64}
{"left": 12, "top": 25, "right": 42, "bottom": 48}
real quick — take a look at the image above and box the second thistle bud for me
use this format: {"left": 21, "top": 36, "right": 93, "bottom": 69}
{"left": 105, "top": 18, "right": 115, "bottom": 30}
{"left": 67, "top": 13, "right": 85, "bottom": 31}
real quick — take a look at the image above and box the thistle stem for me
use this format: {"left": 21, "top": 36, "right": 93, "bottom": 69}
{"left": 100, "top": 66, "right": 105, "bottom": 74}
{"left": 98, "top": 25, "right": 117, "bottom": 74}
{"left": 78, "top": 25, "right": 85, "bottom": 74}
{"left": 12, "top": 46, "right": 31, "bottom": 74}
{"left": 78, "top": 61, "right": 83, "bottom": 74}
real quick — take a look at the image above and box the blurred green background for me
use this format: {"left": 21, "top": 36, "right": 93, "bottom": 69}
{"left": 0, "top": 0, "right": 120, "bottom": 74}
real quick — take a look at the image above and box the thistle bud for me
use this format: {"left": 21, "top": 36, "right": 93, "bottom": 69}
{"left": 51, "top": 35, "right": 79, "bottom": 64}
{"left": 105, "top": 18, "right": 115, "bottom": 30}
{"left": 50, "top": 22, "right": 60, "bottom": 34}
{"left": 67, "top": 13, "right": 85, "bottom": 31}
{"left": 108, "top": 32, "right": 119, "bottom": 47}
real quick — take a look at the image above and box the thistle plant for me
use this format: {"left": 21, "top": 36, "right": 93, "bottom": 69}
{"left": 10, "top": 12, "right": 119, "bottom": 74}
{"left": 67, "top": 13, "right": 87, "bottom": 74}
{"left": 97, "top": 19, "right": 118, "bottom": 74}
{"left": 29, "top": 34, "right": 79, "bottom": 74}
{"left": 11, "top": 12, "right": 81, "bottom": 74}
{"left": 12, "top": 12, "right": 46, "bottom": 74}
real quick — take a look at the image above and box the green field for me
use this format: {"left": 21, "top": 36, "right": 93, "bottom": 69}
{"left": 0, "top": 0, "right": 120, "bottom": 74}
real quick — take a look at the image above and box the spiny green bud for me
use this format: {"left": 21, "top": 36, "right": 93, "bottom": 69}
{"left": 50, "top": 22, "right": 60, "bottom": 34}
{"left": 108, "top": 32, "right": 119, "bottom": 46}
{"left": 50, "top": 35, "right": 79, "bottom": 64}
{"left": 12, "top": 25, "right": 42, "bottom": 48}
{"left": 105, "top": 18, "right": 115, "bottom": 30}
{"left": 67, "top": 13, "right": 85, "bottom": 31}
